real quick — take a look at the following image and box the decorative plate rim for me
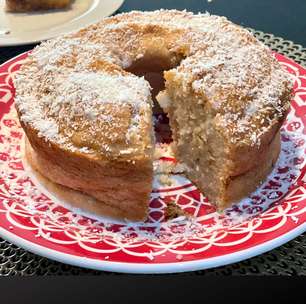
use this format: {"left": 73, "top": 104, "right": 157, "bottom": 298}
{"left": 0, "top": 223, "right": 305, "bottom": 274}
{"left": 0, "top": 51, "right": 305, "bottom": 273}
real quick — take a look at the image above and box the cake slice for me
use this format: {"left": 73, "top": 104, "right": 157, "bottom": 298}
{"left": 6, "top": 0, "right": 72, "bottom": 12}
{"left": 157, "top": 48, "right": 292, "bottom": 210}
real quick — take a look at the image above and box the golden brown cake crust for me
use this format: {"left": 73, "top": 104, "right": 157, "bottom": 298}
{"left": 24, "top": 139, "right": 146, "bottom": 221}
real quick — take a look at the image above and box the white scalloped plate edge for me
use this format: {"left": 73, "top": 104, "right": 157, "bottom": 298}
{"left": 0, "top": 223, "right": 305, "bottom": 274}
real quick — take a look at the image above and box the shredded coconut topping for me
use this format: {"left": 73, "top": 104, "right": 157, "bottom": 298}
{"left": 14, "top": 9, "right": 293, "bottom": 156}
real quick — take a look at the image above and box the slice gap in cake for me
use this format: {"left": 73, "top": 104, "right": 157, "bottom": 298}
{"left": 127, "top": 54, "right": 234, "bottom": 209}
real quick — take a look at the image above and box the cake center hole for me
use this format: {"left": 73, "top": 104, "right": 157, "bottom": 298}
{"left": 126, "top": 56, "right": 181, "bottom": 144}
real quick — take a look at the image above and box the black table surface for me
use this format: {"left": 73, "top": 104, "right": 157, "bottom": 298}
{"left": 0, "top": 0, "right": 305, "bottom": 276}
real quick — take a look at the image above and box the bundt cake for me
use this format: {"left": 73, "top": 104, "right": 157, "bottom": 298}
{"left": 14, "top": 10, "right": 293, "bottom": 220}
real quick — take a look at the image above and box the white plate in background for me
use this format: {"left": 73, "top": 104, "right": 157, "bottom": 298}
{"left": 0, "top": 0, "right": 124, "bottom": 46}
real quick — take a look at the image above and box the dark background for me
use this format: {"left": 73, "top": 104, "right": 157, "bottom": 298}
{"left": 0, "top": 276, "right": 304, "bottom": 303}
{"left": 121, "top": 0, "right": 306, "bottom": 47}
{"left": 0, "top": 0, "right": 305, "bottom": 277}
{"left": 1, "top": 0, "right": 306, "bottom": 62}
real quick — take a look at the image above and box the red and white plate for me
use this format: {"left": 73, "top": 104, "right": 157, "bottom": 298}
{"left": 0, "top": 52, "right": 305, "bottom": 274}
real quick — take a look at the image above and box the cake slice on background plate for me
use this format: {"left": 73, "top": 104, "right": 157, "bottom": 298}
{"left": 6, "top": 0, "right": 72, "bottom": 12}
